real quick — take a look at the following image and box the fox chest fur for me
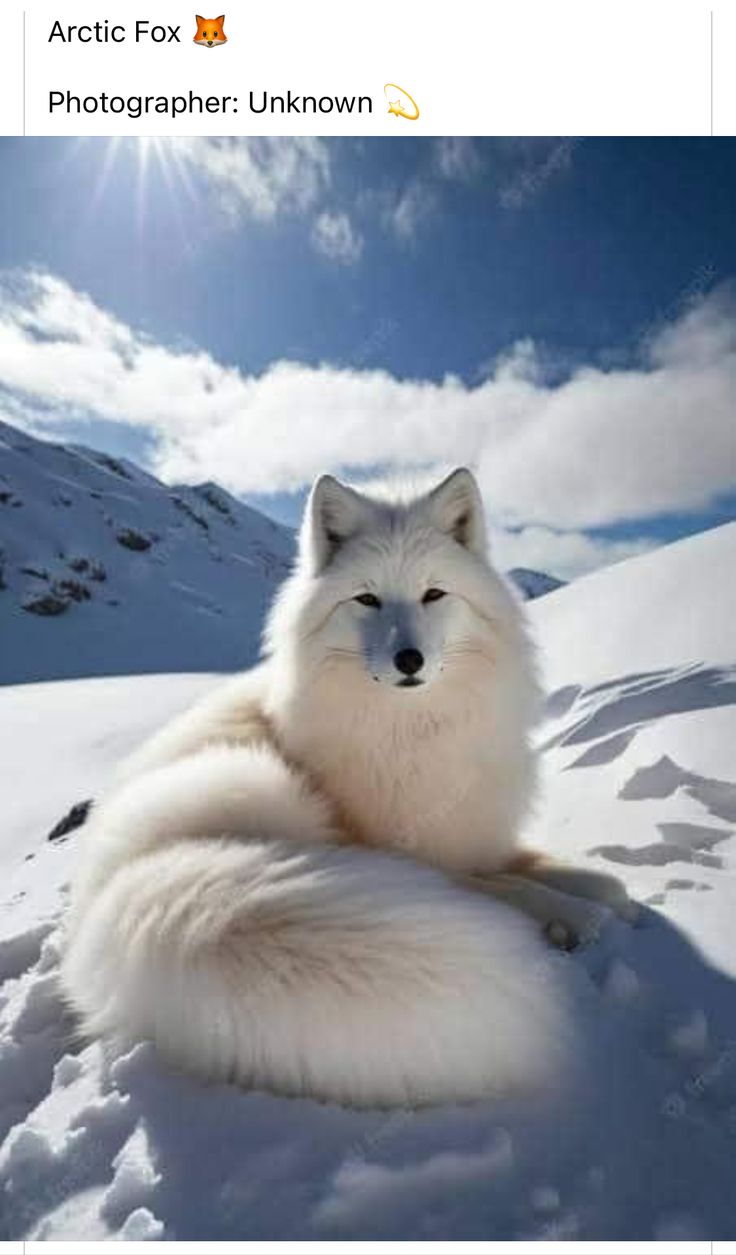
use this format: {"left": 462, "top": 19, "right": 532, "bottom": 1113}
{"left": 268, "top": 664, "right": 532, "bottom": 875}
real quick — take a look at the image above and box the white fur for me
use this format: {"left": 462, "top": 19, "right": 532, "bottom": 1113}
{"left": 62, "top": 469, "right": 574, "bottom": 1107}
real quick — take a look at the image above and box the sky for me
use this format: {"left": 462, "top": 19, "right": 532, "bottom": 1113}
{"left": 0, "top": 135, "right": 735, "bottom": 579}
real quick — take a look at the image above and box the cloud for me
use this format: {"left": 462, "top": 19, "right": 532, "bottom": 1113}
{"left": 171, "top": 138, "right": 363, "bottom": 268}
{"left": 380, "top": 138, "right": 576, "bottom": 246}
{"left": 157, "top": 139, "right": 576, "bottom": 262}
{"left": 435, "top": 138, "right": 484, "bottom": 181}
{"left": 497, "top": 138, "right": 579, "bottom": 210}
{"left": 171, "top": 137, "right": 330, "bottom": 221}
{"left": 311, "top": 211, "right": 363, "bottom": 265}
{"left": 167, "top": 138, "right": 431, "bottom": 254}
{"left": 489, "top": 524, "right": 654, "bottom": 582}
{"left": 1, "top": 270, "right": 735, "bottom": 575}
{"left": 383, "top": 182, "right": 435, "bottom": 243}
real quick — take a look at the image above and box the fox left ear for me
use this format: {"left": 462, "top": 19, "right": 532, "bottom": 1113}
{"left": 301, "top": 474, "right": 373, "bottom": 573}
{"left": 216, "top": 15, "right": 225, "bottom": 23}
{"left": 426, "top": 468, "right": 487, "bottom": 556}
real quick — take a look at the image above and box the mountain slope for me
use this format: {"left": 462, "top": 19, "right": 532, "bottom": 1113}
{"left": 528, "top": 520, "right": 736, "bottom": 975}
{"left": 0, "top": 420, "right": 293, "bottom": 684}
{"left": 1, "top": 518, "right": 735, "bottom": 1238}
{"left": 508, "top": 566, "right": 566, "bottom": 599}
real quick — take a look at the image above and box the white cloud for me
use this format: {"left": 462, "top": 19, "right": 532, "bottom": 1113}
{"left": 1, "top": 271, "right": 735, "bottom": 570}
{"left": 489, "top": 524, "right": 653, "bottom": 582}
{"left": 435, "top": 138, "right": 483, "bottom": 181}
{"left": 166, "top": 139, "right": 450, "bottom": 253}
{"left": 171, "top": 137, "right": 330, "bottom": 221}
{"left": 497, "top": 138, "right": 579, "bottom": 210}
{"left": 311, "top": 211, "right": 363, "bottom": 265}
{"left": 384, "top": 182, "right": 434, "bottom": 243}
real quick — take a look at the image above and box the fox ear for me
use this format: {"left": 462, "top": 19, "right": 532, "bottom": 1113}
{"left": 301, "top": 475, "right": 372, "bottom": 573}
{"left": 426, "top": 468, "right": 487, "bottom": 556}
{"left": 195, "top": 16, "right": 204, "bottom": 22}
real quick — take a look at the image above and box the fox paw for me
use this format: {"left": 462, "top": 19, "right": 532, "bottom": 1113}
{"left": 542, "top": 897, "right": 611, "bottom": 951}
{"left": 536, "top": 867, "right": 640, "bottom": 925}
{"left": 544, "top": 919, "right": 581, "bottom": 951}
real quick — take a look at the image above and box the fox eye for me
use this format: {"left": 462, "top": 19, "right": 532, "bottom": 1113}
{"left": 355, "top": 592, "right": 381, "bottom": 608}
{"left": 422, "top": 588, "right": 446, "bottom": 604}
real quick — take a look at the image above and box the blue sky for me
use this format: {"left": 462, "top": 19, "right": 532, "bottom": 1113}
{"left": 0, "top": 136, "right": 734, "bottom": 578}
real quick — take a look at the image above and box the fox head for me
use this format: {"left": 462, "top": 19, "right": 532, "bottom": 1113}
{"left": 266, "top": 469, "right": 531, "bottom": 698}
{"left": 193, "top": 15, "right": 227, "bottom": 46}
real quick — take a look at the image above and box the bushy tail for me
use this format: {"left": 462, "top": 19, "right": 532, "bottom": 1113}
{"left": 62, "top": 746, "right": 573, "bottom": 1107}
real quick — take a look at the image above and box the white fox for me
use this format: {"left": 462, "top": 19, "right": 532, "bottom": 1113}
{"left": 61, "top": 469, "right": 633, "bottom": 1107}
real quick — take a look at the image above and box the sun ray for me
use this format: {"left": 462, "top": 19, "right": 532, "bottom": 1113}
{"left": 89, "top": 137, "right": 125, "bottom": 211}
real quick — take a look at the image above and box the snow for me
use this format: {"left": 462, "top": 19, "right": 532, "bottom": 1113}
{"left": 2, "top": 511, "right": 736, "bottom": 1239}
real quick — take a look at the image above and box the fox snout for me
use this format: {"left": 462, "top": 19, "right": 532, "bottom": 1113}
{"left": 360, "top": 603, "right": 438, "bottom": 690}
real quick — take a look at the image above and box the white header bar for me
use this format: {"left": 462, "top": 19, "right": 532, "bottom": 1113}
{"left": 0, "top": 1, "right": 734, "bottom": 136}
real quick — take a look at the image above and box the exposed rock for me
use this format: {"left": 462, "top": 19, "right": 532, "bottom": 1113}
{"left": 53, "top": 578, "right": 90, "bottom": 603}
{"left": 22, "top": 592, "right": 69, "bottom": 616}
{"left": 116, "top": 528, "right": 152, "bottom": 552}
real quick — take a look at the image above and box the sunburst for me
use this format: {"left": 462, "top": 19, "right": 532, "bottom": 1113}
{"left": 72, "top": 138, "right": 200, "bottom": 243}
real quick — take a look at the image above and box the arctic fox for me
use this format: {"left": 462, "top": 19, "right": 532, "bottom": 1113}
{"left": 61, "top": 469, "right": 633, "bottom": 1107}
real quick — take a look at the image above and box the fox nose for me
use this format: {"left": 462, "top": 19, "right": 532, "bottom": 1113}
{"left": 394, "top": 648, "right": 424, "bottom": 676}
{"left": 207, "top": 39, "right": 214, "bottom": 45}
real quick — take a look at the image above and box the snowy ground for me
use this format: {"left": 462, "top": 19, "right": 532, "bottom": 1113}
{"left": 1, "top": 523, "right": 736, "bottom": 1240}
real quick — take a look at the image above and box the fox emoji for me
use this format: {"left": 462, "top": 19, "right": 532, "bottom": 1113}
{"left": 193, "top": 15, "right": 227, "bottom": 46}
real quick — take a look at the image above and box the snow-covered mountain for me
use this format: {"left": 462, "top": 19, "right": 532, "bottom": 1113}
{"left": 0, "top": 420, "right": 294, "bottom": 684}
{"left": 508, "top": 566, "right": 566, "bottom": 599}
{"left": 2, "top": 476, "right": 735, "bottom": 1236}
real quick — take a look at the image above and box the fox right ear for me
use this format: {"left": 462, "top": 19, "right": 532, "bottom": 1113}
{"left": 301, "top": 475, "right": 371, "bottom": 573}
{"left": 426, "top": 467, "right": 487, "bottom": 556}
